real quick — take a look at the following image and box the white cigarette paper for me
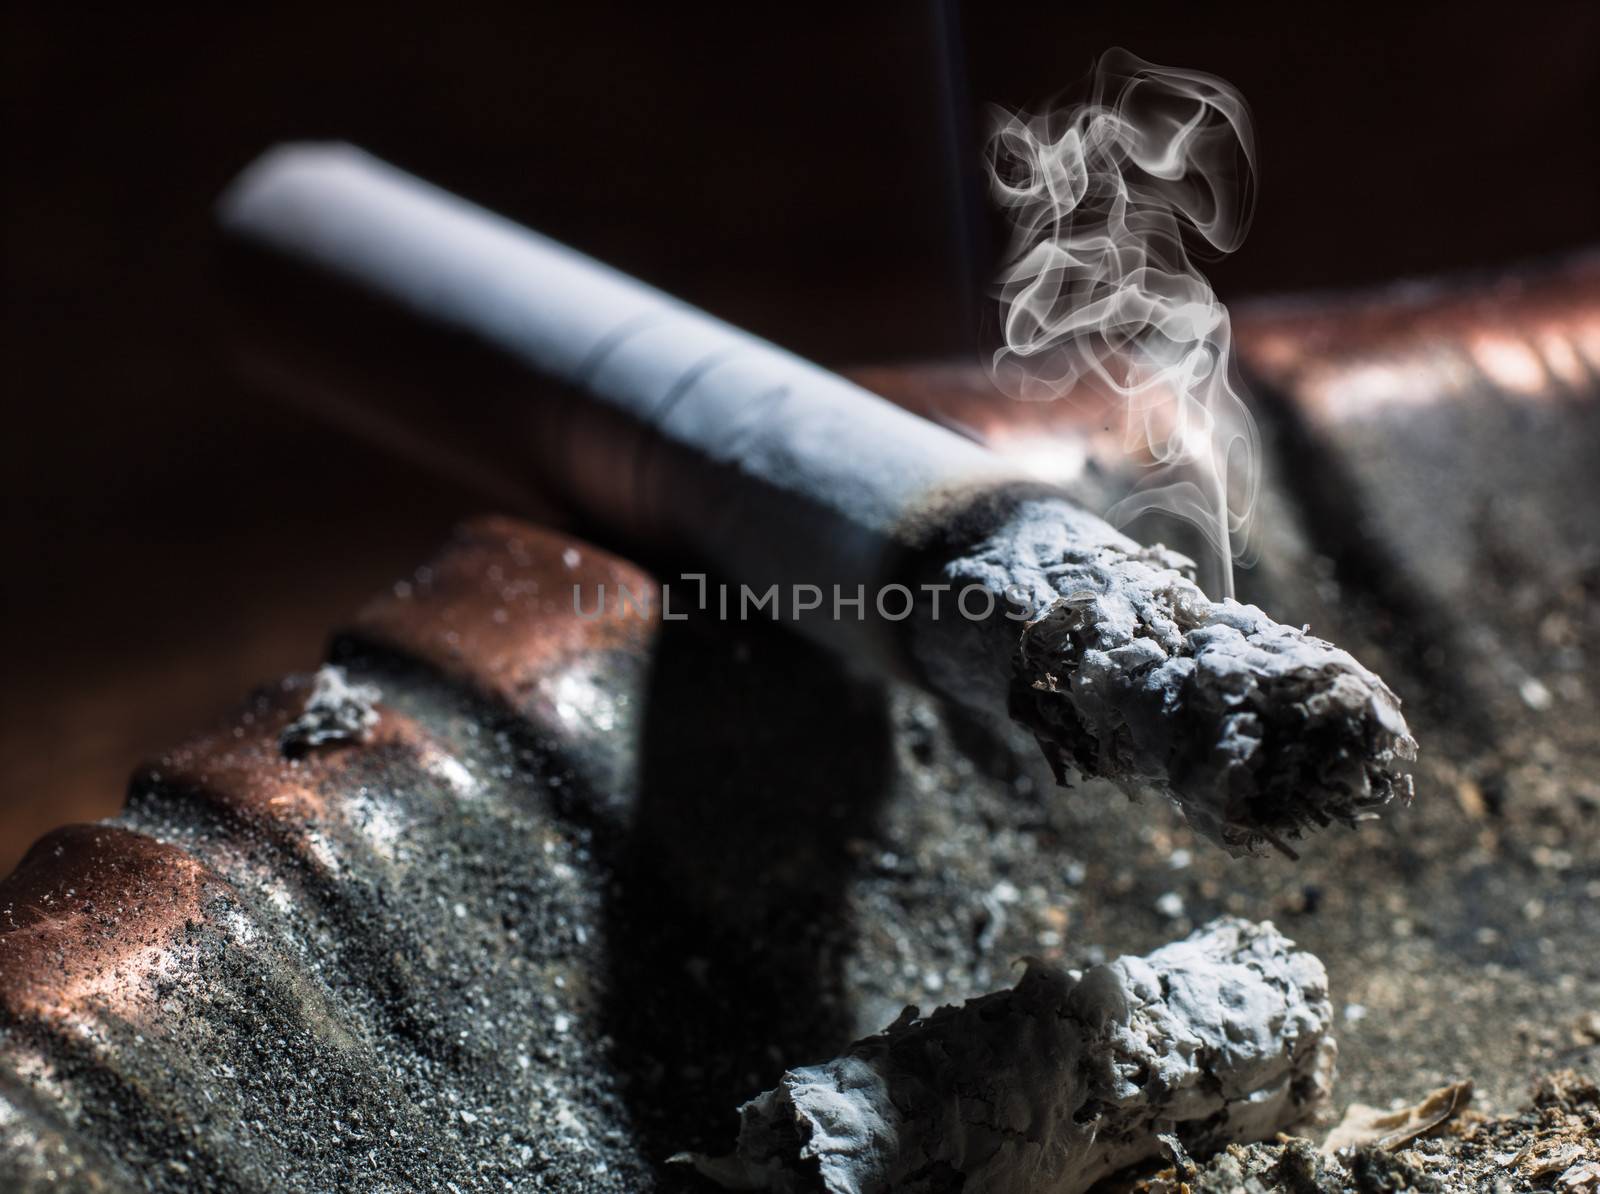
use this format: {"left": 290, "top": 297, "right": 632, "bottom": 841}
{"left": 219, "top": 144, "right": 1012, "bottom": 670}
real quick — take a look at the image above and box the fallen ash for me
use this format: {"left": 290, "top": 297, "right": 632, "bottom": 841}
{"left": 682, "top": 917, "right": 1334, "bottom": 1194}
{"left": 278, "top": 664, "right": 382, "bottom": 755}
{"left": 1125, "top": 1070, "right": 1600, "bottom": 1193}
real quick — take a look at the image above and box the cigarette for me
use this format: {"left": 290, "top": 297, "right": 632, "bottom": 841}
{"left": 218, "top": 143, "right": 1415, "bottom": 854}
{"left": 676, "top": 917, "right": 1334, "bottom": 1194}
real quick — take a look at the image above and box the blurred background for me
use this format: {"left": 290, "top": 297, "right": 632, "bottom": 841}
{"left": 3, "top": 1, "right": 1598, "bottom": 871}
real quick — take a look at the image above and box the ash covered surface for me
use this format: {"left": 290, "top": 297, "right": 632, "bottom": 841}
{"left": 1116, "top": 1069, "right": 1600, "bottom": 1192}
{"left": 0, "top": 666, "right": 650, "bottom": 1192}
{"left": 2, "top": 264, "right": 1598, "bottom": 1191}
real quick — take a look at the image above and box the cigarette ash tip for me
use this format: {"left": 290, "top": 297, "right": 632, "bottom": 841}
{"left": 1007, "top": 533, "right": 1417, "bottom": 856}
{"left": 928, "top": 496, "right": 1415, "bottom": 856}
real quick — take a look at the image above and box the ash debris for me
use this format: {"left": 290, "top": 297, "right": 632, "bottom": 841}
{"left": 683, "top": 918, "right": 1333, "bottom": 1194}
{"left": 278, "top": 664, "right": 381, "bottom": 755}
{"left": 0, "top": 659, "right": 654, "bottom": 1193}
{"left": 1, "top": 572, "right": 1589, "bottom": 1194}
{"left": 1124, "top": 1070, "right": 1600, "bottom": 1193}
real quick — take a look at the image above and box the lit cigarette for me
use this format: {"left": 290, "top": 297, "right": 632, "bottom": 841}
{"left": 219, "top": 144, "right": 1415, "bottom": 854}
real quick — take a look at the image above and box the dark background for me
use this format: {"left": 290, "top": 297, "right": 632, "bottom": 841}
{"left": 3, "top": 2, "right": 1598, "bottom": 868}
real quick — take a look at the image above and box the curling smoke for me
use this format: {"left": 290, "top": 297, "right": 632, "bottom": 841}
{"left": 986, "top": 49, "right": 1260, "bottom": 598}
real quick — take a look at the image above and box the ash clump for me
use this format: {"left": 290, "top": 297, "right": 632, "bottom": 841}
{"left": 279, "top": 664, "right": 382, "bottom": 756}
{"left": 683, "top": 917, "right": 1334, "bottom": 1194}
{"left": 939, "top": 496, "right": 1417, "bottom": 855}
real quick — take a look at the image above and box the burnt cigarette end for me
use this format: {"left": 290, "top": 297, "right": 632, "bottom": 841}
{"left": 680, "top": 917, "right": 1334, "bottom": 1194}
{"left": 278, "top": 664, "right": 382, "bottom": 757}
{"left": 922, "top": 496, "right": 1417, "bottom": 856}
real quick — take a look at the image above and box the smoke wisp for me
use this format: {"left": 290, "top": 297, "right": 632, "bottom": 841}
{"left": 986, "top": 49, "right": 1261, "bottom": 598}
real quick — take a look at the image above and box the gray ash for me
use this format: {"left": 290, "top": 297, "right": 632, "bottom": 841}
{"left": 682, "top": 917, "right": 1334, "bottom": 1194}
{"left": 278, "top": 665, "right": 382, "bottom": 756}
{"left": 926, "top": 496, "right": 1417, "bottom": 856}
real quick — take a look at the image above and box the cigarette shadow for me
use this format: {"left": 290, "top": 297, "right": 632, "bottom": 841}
{"left": 1241, "top": 370, "right": 1503, "bottom": 746}
{"left": 600, "top": 602, "right": 894, "bottom": 1178}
